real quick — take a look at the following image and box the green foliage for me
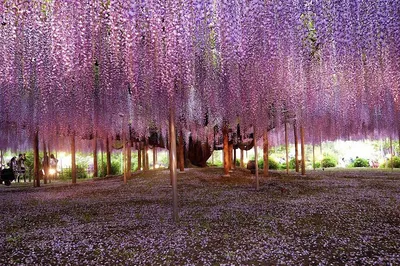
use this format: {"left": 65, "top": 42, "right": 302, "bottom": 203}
{"left": 352, "top": 158, "right": 369, "bottom": 168}
{"left": 386, "top": 156, "right": 400, "bottom": 168}
{"left": 258, "top": 159, "right": 263, "bottom": 169}
{"left": 268, "top": 158, "right": 279, "bottom": 170}
{"left": 59, "top": 165, "right": 88, "bottom": 180}
{"left": 321, "top": 155, "right": 337, "bottom": 168}
{"left": 314, "top": 161, "right": 321, "bottom": 168}
{"left": 289, "top": 158, "right": 297, "bottom": 169}
{"left": 257, "top": 157, "right": 280, "bottom": 170}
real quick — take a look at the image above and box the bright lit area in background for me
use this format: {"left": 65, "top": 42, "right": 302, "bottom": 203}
{"left": 206, "top": 139, "right": 399, "bottom": 169}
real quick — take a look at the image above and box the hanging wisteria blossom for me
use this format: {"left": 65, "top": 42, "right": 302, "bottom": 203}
{"left": 0, "top": 0, "right": 399, "bottom": 150}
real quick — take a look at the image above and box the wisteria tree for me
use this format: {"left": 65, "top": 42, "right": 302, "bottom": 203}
{"left": 0, "top": 0, "right": 399, "bottom": 156}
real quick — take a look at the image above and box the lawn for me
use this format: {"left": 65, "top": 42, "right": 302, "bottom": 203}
{"left": 0, "top": 168, "right": 399, "bottom": 265}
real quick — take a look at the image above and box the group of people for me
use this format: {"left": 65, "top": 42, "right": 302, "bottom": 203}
{"left": 42, "top": 153, "right": 59, "bottom": 179}
{"left": 8, "top": 153, "right": 27, "bottom": 182}
{"left": 3, "top": 153, "right": 59, "bottom": 183}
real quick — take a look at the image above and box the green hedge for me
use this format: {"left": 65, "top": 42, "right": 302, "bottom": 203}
{"left": 386, "top": 156, "right": 400, "bottom": 168}
{"left": 258, "top": 157, "right": 279, "bottom": 170}
{"left": 352, "top": 158, "right": 369, "bottom": 167}
{"left": 321, "top": 155, "right": 337, "bottom": 168}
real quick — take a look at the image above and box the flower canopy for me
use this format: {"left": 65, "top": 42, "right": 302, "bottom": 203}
{"left": 0, "top": 0, "right": 399, "bottom": 151}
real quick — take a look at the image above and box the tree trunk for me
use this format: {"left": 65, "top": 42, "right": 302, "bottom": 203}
{"left": 169, "top": 108, "right": 178, "bottom": 222}
{"left": 263, "top": 130, "right": 269, "bottom": 177}
{"left": 93, "top": 136, "right": 98, "bottom": 178}
{"left": 300, "top": 126, "right": 306, "bottom": 176}
{"left": 294, "top": 122, "right": 299, "bottom": 172}
{"left": 179, "top": 133, "right": 185, "bottom": 172}
{"left": 71, "top": 135, "right": 77, "bottom": 184}
{"left": 33, "top": 130, "right": 40, "bottom": 187}
{"left": 106, "top": 137, "right": 111, "bottom": 176}
{"left": 223, "top": 124, "right": 230, "bottom": 176}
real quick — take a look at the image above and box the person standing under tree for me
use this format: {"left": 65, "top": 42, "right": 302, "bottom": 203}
{"left": 17, "top": 153, "right": 26, "bottom": 182}
{"left": 49, "top": 154, "right": 58, "bottom": 180}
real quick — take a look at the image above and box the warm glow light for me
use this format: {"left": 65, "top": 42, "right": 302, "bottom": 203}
{"left": 155, "top": 164, "right": 160, "bottom": 169}
{"left": 49, "top": 168, "right": 56, "bottom": 175}
{"left": 243, "top": 158, "right": 249, "bottom": 164}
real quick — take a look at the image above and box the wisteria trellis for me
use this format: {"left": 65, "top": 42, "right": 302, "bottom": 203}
{"left": 0, "top": 0, "right": 399, "bottom": 151}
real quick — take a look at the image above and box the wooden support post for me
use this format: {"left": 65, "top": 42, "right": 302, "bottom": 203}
{"left": 233, "top": 147, "right": 236, "bottom": 169}
{"left": 263, "top": 130, "right": 269, "bottom": 177}
{"left": 228, "top": 143, "right": 233, "bottom": 171}
{"left": 313, "top": 142, "right": 316, "bottom": 170}
{"left": 43, "top": 141, "right": 48, "bottom": 184}
{"left": 179, "top": 132, "right": 184, "bottom": 172}
{"left": 138, "top": 144, "right": 142, "bottom": 170}
{"left": 254, "top": 126, "right": 259, "bottom": 191}
{"left": 106, "top": 137, "right": 111, "bottom": 176}
{"left": 390, "top": 137, "right": 393, "bottom": 171}
{"left": 300, "top": 126, "right": 306, "bottom": 176}
{"left": 294, "top": 122, "right": 299, "bottom": 172}
{"left": 127, "top": 141, "right": 131, "bottom": 180}
{"left": 169, "top": 108, "right": 178, "bottom": 222}
{"left": 33, "top": 130, "right": 40, "bottom": 187}
{"left": 285, "top": 122, "right": 289, "bottom": 174}
{"left": 142, "top": 143, "right": 146, "bottom": 171}
{"left": 71, "top": 135, "right": 77, "bottom": 184}
{"left": 223, "top": 123, "right": 230, "bottom": 176}
{"left": 123, "top": 125, "right": 127, "bottom": 185}
{"left": 240, "top": 148, "right": 244, "bottom": 168}
{"left": 93, "top": 136, "right": 98, "bottom": 178}
{"left": 153, "top": 146, "right": 157, "bottom": 170}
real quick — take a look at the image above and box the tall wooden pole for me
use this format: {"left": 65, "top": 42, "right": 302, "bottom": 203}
{"left": 138, "top": 144, "right": 142, "bottom": 170}
{"left": 233, "top": 147, "right": 236, "bottom": 169}
{"left": 294, "top": 122, "right": 299, "bottom": 172}
{"left": 142, "top": 143, "right": 146, "bottom": 171}
{"left": 390, "top": 137, "right": 393, "bottom": 171}
{"left": 313, "top": 142, "right": 316, "bottom": 170}
{"left": 71, "top": 135, "right": 77, "bottom": 184}
{"left": 33, "top": 130, "right": 40, "bottom": 187}
{"left": 300, "top": 126, "right": 306, "bottom": 176}
{"left": 263, "top": 130, "right": 269, "bottom": 177}
{"left": 122, "top": 122, "right": 128, "bottom": 184}
{"left": 178, "top": 132, "right": 185, "bottom": 172}
{"left": 153, "top": 146, "right": 157, "bottom": 170}
{"left": 43, "top": 140, "right": 48, "bottom": 184}
{"left": 101, "top": 147, "right": 104, "bottom": 176}
{"left": 228, "top": 143, "right": 233, "bottom": 170}
{"left": 254, "top": 126, "right": 259, "bottom": 191}
{"left": 93, "top": 136, "right": 98, "bottom": 178}
{"left": 240, "top": 148, "right": 244, "bottom": 168}
{"left": 106, "top": 137, "right": 111, "bottom": 176}
{"left": 47, "top": 143, "right": 52, "bottom": 183}
{"left": 285, "top": 122, "right": 289, "bottom": 174}
{"left": 169, "top": 108, "right": 178, "bottom": 222}
{"left": 223, "top": 123, "right": 230, "bottom": 176}
{"left": 127, "top": 141, "right": 131, "bottom": 180}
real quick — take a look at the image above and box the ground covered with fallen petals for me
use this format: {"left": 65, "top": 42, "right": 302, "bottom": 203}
{"left": 1, "top": 168, "right": 399, "bottom": 265}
